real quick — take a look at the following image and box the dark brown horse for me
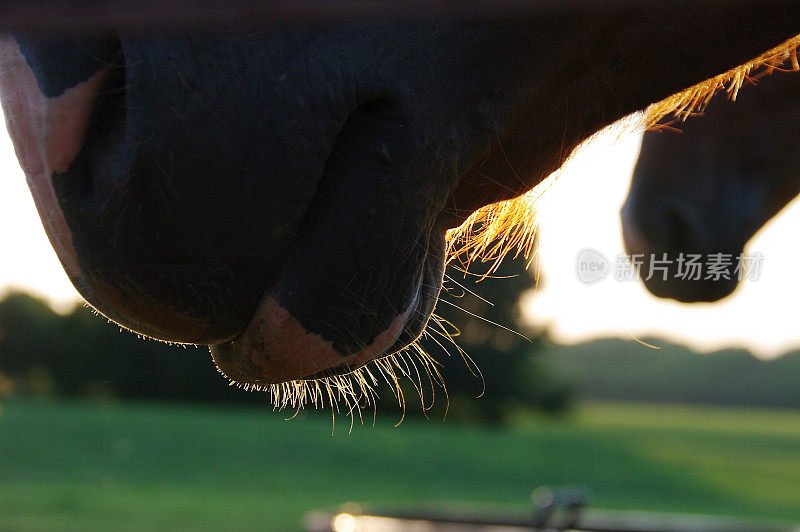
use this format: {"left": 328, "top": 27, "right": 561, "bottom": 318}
{"left": 2, "top": 3, "right": 800, "bottom": 406}
{"left": 622, "top": 65, "right": 800, "bottom": 302}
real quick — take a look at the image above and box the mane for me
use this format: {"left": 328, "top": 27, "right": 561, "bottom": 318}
{"left": 444, "top": 34, "right": 800, "bottom": 270}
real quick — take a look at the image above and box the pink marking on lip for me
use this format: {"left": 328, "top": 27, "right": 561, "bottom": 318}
{"left": 211, "top": 296, "right": 413, "bottom": 384}
{"left": 0, "top": 36, "right": 111, "bottom": 279}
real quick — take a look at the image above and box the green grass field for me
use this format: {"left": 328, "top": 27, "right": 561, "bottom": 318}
{"left": 2, "top": 399, "right": 800, "bottom": 531}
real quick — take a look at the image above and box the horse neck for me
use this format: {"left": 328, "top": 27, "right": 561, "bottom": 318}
{"left": 448, "top": 4, "right": 800, "bottom": 214}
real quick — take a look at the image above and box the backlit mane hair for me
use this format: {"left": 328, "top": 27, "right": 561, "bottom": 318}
{"left": 445, "top": 34, "right": 800, "bottom": 272}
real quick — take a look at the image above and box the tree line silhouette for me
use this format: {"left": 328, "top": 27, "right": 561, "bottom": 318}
{"left": 0, "top": 257, "right": 573, "bottom": 422}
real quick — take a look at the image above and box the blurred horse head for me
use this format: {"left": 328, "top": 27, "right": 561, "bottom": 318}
{"left": 622, "top": 66, "right": 800, "bottom": 302}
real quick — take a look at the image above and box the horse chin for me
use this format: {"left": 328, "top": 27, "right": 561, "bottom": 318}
{"left": 209, "top": 296, "right": 416, "bottom": 386}
{"left": 642, "top": 274, "right": 739, "bottom": 303}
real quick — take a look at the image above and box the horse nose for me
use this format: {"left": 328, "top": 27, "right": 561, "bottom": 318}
{"left": 623, "top": 196, "right": 712, "bottom": 256}
{"left": 621, "top": 198, "right": 739, "bottom": 303}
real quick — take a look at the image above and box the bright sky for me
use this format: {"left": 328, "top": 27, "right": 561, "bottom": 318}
{"left": 525, "top": 123, "right": 800, "bottom": 359}
{"left": 2, "top": 113, "right": 800, "bottom": 357}
{"left": 0, "top": 122, "right": 82, "bottom": 312}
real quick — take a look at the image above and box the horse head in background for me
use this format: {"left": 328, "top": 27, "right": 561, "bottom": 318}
{"left": 2, "top": 4, "right": 800, "bottom": 408}
{"left": 622, "top": 66, "right": 800, "bottom": 303}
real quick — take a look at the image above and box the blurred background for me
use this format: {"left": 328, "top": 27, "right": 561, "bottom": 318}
{"left": 3, "top": 111, "right": 800, "bottom": 530}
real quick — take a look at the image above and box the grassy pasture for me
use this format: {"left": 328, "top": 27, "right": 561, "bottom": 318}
{"left": 1, "top": 399, "right": 800, "bottom": 531}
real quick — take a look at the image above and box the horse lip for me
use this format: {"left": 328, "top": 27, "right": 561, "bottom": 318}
{"left": 0, "top": 36, "right": 112, "bottom": 280}
{"left": 303, "top": 364, "right": 360, "bottom": 381}
{"left": 0, "top": 38, "right": 233, "bottom": 343}
{"left": 210, "top": 294, "right": 416, "bottom": 385}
